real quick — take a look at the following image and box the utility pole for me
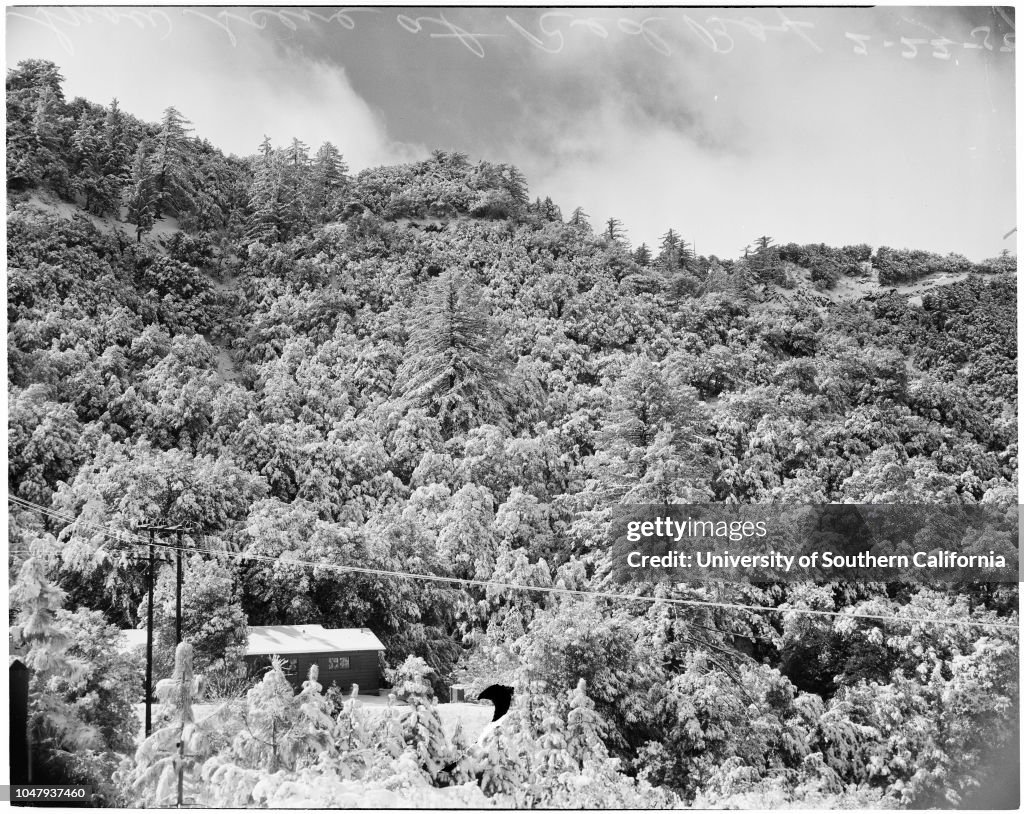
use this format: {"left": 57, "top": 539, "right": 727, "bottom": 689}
{"left": 145, "top": 528, "right": 155, "bottom": 737}
{"left": 176, "top": 528, "right": 183, "bottom": 645}
{"left": 138, "top": 523, "right": 190, "bottom": 737}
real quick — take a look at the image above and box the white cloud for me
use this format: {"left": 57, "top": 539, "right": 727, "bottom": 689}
{"left": 6, "top": 8, "right": 424, "bottom": 167}
{"left": 498, "top": 7, "right": 1015, "bottom": 260}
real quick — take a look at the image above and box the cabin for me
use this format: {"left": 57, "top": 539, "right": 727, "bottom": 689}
{"left": 119, "top": 624, "right": 387, "bottom": 694}
{"left": 244, "top": 625, "right": 386, "bottom": 693}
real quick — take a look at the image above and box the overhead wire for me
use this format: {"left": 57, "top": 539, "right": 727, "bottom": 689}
{"left": 7, "top": 493, "right": 1021, "bottom": 632}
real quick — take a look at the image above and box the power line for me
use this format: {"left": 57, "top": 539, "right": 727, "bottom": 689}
{"left": 7, "top": 493, "right": 1020, "bottom": 632}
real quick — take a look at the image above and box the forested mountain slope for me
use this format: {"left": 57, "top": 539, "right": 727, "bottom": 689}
{"left": 7, "top": 59, "right": 1019, "bottom": 808}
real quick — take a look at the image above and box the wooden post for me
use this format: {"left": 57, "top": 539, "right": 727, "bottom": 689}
{"left": 168, "top": 642, "right": 195, "bottom": 809}
{"left": 10, "top": 658, "right": 31, "bottom": 784}
{"left": 146, "top": 530, "right": 155, "bottom": 737}
{"left": 177, "top": 734, "right": 185, "bottom": 808}
{"left": 175, "top": 529, "right": 183, "bottom": 646}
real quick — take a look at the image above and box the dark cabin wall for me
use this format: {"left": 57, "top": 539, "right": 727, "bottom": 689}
{"left": 245, "top": 650, "right": 381, "bottom": 693}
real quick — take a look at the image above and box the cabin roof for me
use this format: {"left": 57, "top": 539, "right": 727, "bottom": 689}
{"left": 119, "top": 624, "right": 386, "bottom": 656}
{"left": 246, "top": 625, "right": 385, "bottom": 655}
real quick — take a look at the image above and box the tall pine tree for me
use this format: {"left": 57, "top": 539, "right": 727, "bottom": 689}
{"left": 126, "top": 138, "right": 157, "bottom": 241}
{"left": 394, "top": 271, "right": 512, "bottom": 437}
{"left": 149, "top": 106, "right": 195, "bottom": 218}
{"left": 309, "top": 141, "right": 348, "bottom": 223}
{"left": 246, "top": 136, "right": 284, "bottom": 243}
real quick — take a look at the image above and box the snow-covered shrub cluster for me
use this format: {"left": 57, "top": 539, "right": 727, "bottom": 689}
{"left": 119, "top": 654, "right": 674, "bottom": 808}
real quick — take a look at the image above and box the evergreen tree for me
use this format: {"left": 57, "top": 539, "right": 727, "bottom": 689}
{"left": 659, "top": 228, "right": 680, "bottom": 257}
{"left": 596, "top": 357, "right": 712, "bottom": 502}
{"left": 280, "top": 137, "right": 311, "bottom": 235}
{"left": 127, "top": 642, "right": 211, "bottom": 806}
{"left": 190, "top": 661, "right": 336, "bottom": 806}
{"left": 333, "top": 684, "right": 376, "bottom": 775}
{"left": 6, "top": 60, "right": 69, "bottom": 190}
{"left": 126, "top": 139, "right": 156, "bottom": 241}
{"left": 430, "top": 148, "right": 470, "bottom": 172}
{"left": 750, "top": 234, "right": 780, "bottom": 281}
{"left": 290, "top": 664, "right": 338, "bottom": 766}
{"left": 226, "top": 656, "right": 329, "bottom": 772}
{"left": 568, "top": 206, "right": 590, "bottom": 231}
{"left": 512, "top": 682, "right": 572, "bottom": 806}
{"left": 658, "top": 228, "right": 695, "bottom": 271}
{"left": 10, "top": 558, "right": 100, "bottom": 757}
{"left": 394, "top": 271, "right": 512, "bottom": 436}
{"left": 69, "top": 106, "right": 103, "bottom": 211}
{"left": 604, "top": 357, "right": 679, "bottom": 449}
{"left": 23, "top": 88, "right": 67, "bottom": 190}
{"left": 501, "top": 165, "right": 529, "bottom": 209}
{"left": 66, "top": 99, "right": 129, "bottom": 217}
{"left": 373, "top": 693, "right": 408, "bottom": 761}
{"left": 149, "top": 106, "right": 195, "bottom": 218}
{"left": 7, "top": 58, "right": 65, "bottom": 100}
{"left": 678, "top": 239, "right": 695, "bottom": 270}
{"left": 247, "top": 136, "right": 284, "bottom": 243}
{"left": 477, "top": 713, "right": 531, "bottom": 800}
{"left": 309, "top": 141, "right": 348, "bottom": 222}
{"left": 540, "top": 196, "right": 562, "bottom": 222}
{"left": 634, "top": 243, "right": 652, "bottom": 266}
{"left": 96, "top": 98, "right": 132, "bottom": 215}
{"left": 565, "top": 679, "right": 607, "bottom": 767}
{"left": 386, "top": 656, "right": 451, "bottom": 780}
{"left": 604, "top": 217, "right": 626, "bottom": 244}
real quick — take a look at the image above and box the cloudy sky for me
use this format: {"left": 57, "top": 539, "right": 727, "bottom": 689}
{"left": 6, "top": 4, "right": 1017, "bottom": 259}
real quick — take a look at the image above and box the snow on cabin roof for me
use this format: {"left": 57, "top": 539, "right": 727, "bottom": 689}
{"left": 118, "top": 625, "right": 385, "bottom": 656}
{"left": 119, "top": 629, "right": 147, "bottom": 652}
{"left": 245, "top": 625, "right": 385, "bottom": 656}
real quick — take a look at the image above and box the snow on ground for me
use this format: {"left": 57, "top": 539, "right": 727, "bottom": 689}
{"left": 133, "top": 696, "right": 495, "bottom": 745}
{"left": 14, "top": 192, "right": 180, "bottom": 254}
{"left": 759, "top": 265, "right": 972, "bottom": 312}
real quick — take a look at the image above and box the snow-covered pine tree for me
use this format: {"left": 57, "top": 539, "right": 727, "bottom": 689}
{"left": 535, "top": 195, "right": 562, "bottom": 222}
{"left": 247, "top": 137, "right": 284, "bottom": 244}
{"left": 564, "top": 678, "right": 607, "bottom": 767}
{"left": 386, "top": 656, "right": 452, "bottom": 781}
{"left": 568, "top": 206, "right": 590, "bottom": 230}
{"left": 96, "top": 97, "right": 132, "bottom": 216}
{"left": 372, "top": 692, "right": 407, "bottom": 763}
{"left": 127, "top": 642, "right": 207, "bottom": 807}
{"left": 126, "top": 139, "right": 156, "bottom": 242}
{"left": 634, "top": 242, "right": 653, "bottom": 266}
{"left": 69, "top": 107, "right": 104, "bottom": 213}
{"left": 333, "top": 684, "right": 375, "bottom": 779}
{"left": 290, "top": 663, "right": 337, "bottom": 768}
{"left": 476, "top": 701, "right": 533, "bottom": 803}
{"left": 443, "top": 719, "right": 477, "bottom": 785}
{"left": 149, "top": 106, "right": 195, "bottom": 218}
{"left": 500, "top": 164, "right": 529, "bottom": 209}
{"left": 528, "top": 686, "right": 575, "bottom": 805}
{"left": 310, "top": 141, "right": 349, "bottom": 223}
{"left": 10, "top": 558, "right": 100, "bottom": 754}
{"left": 393, "top": 271, "right": 512, "bottom": 437}
{"left": 604, "top": 217, "right": 627, "bottom": 245}
{"left": 280, "top": 137, "right": 311, "bottom": 236}
{"left": 232, "top": 656, "right": 304, "bottom": 772}
{"left": 102, "top": 98, "right": 131, "bottom": 175}
{"left": 196, "top": 656, "right": 343, "bottom": 805}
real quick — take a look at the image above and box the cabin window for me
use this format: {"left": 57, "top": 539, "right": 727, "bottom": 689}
{"left": 249, "top": 656, "right": 272, "bottom": 676}
{"left": 328, "top": 656, "right": 351, "bottom": 671}
{"left": 280, "top": 657, "right": 298, "bottom": 674}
